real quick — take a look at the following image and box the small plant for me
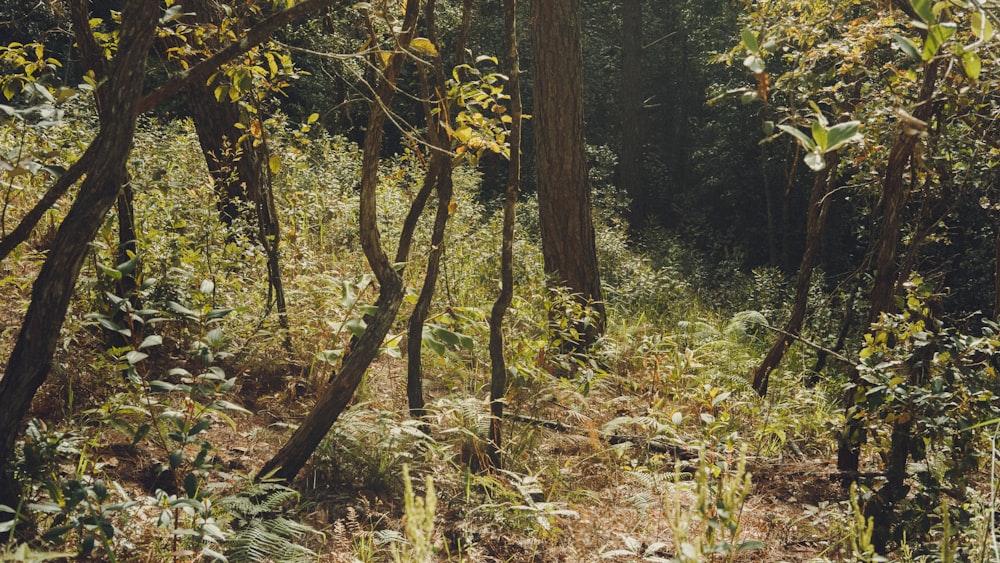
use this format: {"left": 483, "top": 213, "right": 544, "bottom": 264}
{"left": 390, "top": 465, "right": 437, "bottom": 563}
{"left": 218, "top": 478, "right": 322, "bottom": 563}
{"left": 604, "top": 444, "right": 763, "bottom": 562}
{"left": 14, "top": 420, "right": 137, "bottom": 560}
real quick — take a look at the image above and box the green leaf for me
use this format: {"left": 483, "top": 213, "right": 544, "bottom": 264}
{"left": 811, "top": 119, "right": 828, "bottom": 151}
{"left": 776, "top": 124, "right": 817, "bottom": 151}
{"left": 307, "top": 112, "right": 320, "bottom": 124}
{"left": 971, "top": 11, "right": 994, "bottom": 41}
{"left": 741, "top": 27, "right": 759, "bottom": 52}
{"left": 184, "top": 473, "right": 199, "bottom": 498}
{"left": 912, "top": 0, "right": 934, "bottom": 23}
{"left": 962, "top": 50, "right": 981, "bottom": 80}
{"left": 892, "top": 34, "right": 922, "bottom": 61}
{"left": 139, "top": 334, "right": 163, "bottom": 349}
{"left": 923, "top": 23, "right": 957, "bottom": 60}
{"left": 737, "top": 540, "right": 767, "bottom": 552}
{"left": 125, "top": 350, "right": 148, "bottom": 365}
{"left": 268, "top": 154, "right": 281, "bottom": 175}
{"left": 169, "top": 449, "right": 185, "bottom": 469}
{"left": 344, "top": 317, "right": 367, "bottom": 338}
{"left": 825, "top": 121, "right": 862, "bottom": 152}
{"left": 804, "top": 151, "right": 826, "bottom": 171}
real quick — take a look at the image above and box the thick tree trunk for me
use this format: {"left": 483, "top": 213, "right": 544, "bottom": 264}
{"left": 0, "top": 0, "right": 159, "bottom": 522}
{"left": 258, "top": 0, "right": 420, "bottom": 483}
{"left": 751, "top": 153, "right": 838, "bottom": 395}
{"left": 177, "top": 0, "right": 291, "bottom": 343}
{"left": 486, "top": 0, "right": 522, "bottom": 469}
{"left": 837, "top": 59, "right": 940, "bottom": 473}
{"left": 620, "top": 0, "right": 643, "bottom": 225}
{"left": 531, "top": 0, "right": 605, "bottom": 345}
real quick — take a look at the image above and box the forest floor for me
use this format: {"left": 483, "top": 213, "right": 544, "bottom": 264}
{"left": 19, "top": 341, "right": 855, "bottom": 562}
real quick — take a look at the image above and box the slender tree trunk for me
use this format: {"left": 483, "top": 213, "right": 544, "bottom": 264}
{"left": 837, "top": 59, "right": 940, "bottom": 474}
{"left": 404, "top": 0, "right": 464, "bottom": 421}
{"left": 259, "top": 0, "right": 420, "bottom": 483}
{"left": 486, "top": 0, "right": 522, "bottom": 469}
{"left": 751, "top": 153, "right": 838, "bottom": 395}
{"left": 620, "top": 0, "right": 643, "bottom": 225}
{"left": 531, "top": 0, "right": 605, "bottom": 345}
{"left": 0, "top": 0, "right": 159, "bottom": 521}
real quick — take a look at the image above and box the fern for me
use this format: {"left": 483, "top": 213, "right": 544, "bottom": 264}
{"left": 218, "top": 480, "right": 322, "bottom": 563}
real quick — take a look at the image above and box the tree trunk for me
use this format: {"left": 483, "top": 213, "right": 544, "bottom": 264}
{"left": 486, "top": 0, "right": 522, "bottom": 469}
{"left": 405, "top": 0, "right": 461, "bottom": 421}
{"left": 259, "top": 0, "right": 420, "bottom": 483}
{"left": 531, "top": 0, "right": 605, "bottom": 346}
{"left": 751, "top": 153, "right": 838, "bottom": 396}
{"left": 837, "top": 59, "right": 940, "bottom": 473}
{"left": 620, "top": 0, "right": 643, "bottom": 225}
{"left": 177, "top": 0, "right": 291, "bottom": 345}
{"left": 0, "top": 0, "right": 159, "bottom": 521}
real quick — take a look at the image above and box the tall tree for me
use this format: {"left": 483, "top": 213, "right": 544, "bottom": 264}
{"left": 486, "top": 0, "right": 522, "bottom": 468}
{"left": 620, "top": 0, "right": 644, "bottom": 225}
{"left": 531, "top": 0, "right": 605, "bottom": 345}
{"left": 0, "top": 0, "right": 160, "bottom": 518}
{"left": 171, "top": 0, "right": 291, "bottom": 345}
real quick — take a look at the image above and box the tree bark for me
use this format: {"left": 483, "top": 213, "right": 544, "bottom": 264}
{"left": 175, "top": 0, "right": 291, "bottom": 343}
{"left": 531, "top": 0, "right": 605, "bottom": 346}
{"left": 620, "top": 0, "right": 643, "bottom": 225}
{"left": 837, "top": 59, "right": 940, "bottom": 473}
{"left": 486, "top": 0, "right": 522, "bottom": 469}
{"left": 0, "top": 0, "right": 159, "bottom": 521}
{"left": 259, "top": 0, "right": 421, "bottom": 483}
{"left": 405, "top": 0, "right": 459, "bottom": 421}
{"left": 751, "top": 153, "right": 838, "bottom": 396}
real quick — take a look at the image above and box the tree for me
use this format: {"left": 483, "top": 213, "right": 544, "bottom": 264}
{"left": 531, "top": 0, "right": 605, "bottom": 345}
{"left": 620, "top": 0, "right": 644, "bottom": 225}
{"left": 486, "top": 0, "right": 522, "bottom": 468}
{"left": 0, "top": 0, "right": 161, "bottom": 518}
{"left": 259, "top": 0, "right": 422, "bottom": 483}
{"left": 168, "top": 0, "right": 292, "bottom": 346}
{"left": 0, "top": 0, "right": 346, "bottom": 524}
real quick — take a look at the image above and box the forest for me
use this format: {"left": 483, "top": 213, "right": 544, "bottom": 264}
{"left": 0, "top": 0, "right": 999, "bottom": 561}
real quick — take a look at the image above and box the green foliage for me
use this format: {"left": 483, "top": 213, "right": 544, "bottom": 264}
{"left": 389, "top": 465, "right": 437, "bottom": 563}
{"left": 218, "top": 479, "right": 322, "bottom": 563}
{"left": 852, "top": 276, "right": 1000, "bottom": 550}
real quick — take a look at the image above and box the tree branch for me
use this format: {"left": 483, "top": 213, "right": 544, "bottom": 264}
{"left": 137, "top": 0, "right": 345, "bottom": 114}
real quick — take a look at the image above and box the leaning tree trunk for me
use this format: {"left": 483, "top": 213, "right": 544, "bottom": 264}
{"left": 531, "top": 0, "right": 605, "bottom": 346}
{"left": 0, "top": 0, "right": 160, "bottom": 520}
{"left": 486, "top": 0, "right": 522, "bottom": 469}
{"left": 837, "top": 59, "right": 940, "bottom": 474}
{"left": 751, "top": 152, "right": 838, "bottom": 396}
{"left": 259, "top": 0, "right": 421, "bottom": 484}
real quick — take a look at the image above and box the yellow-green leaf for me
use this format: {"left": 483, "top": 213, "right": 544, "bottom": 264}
{"left": 409, "top": 37, "right": 438, "bottom": 57}
{"left": 268, "top": 154, "right": 281, "bottom": 175}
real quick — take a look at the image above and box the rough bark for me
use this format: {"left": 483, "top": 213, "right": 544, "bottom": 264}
{"left": 0, "top": 0, "right": 159, "bottom": 521}
{"left": 175, "top": 0, "right": 290, "bottom": 342}
{"left": 837, "top": 59, "right": 940, "bottom": 473}
{"left": 258, "top": 0, "right": 421, "bottom": 483}
{"left": 751, "top": 153, "right": 838, "bottom": 396}
{"left": 486, "top": 0, "right": 522, "bottom": 469}
{"left": 531, "top": 0, "right": 605, "bottom": 345}
{"left": 620, "top": 0, "right": 644, "bottom": 225}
